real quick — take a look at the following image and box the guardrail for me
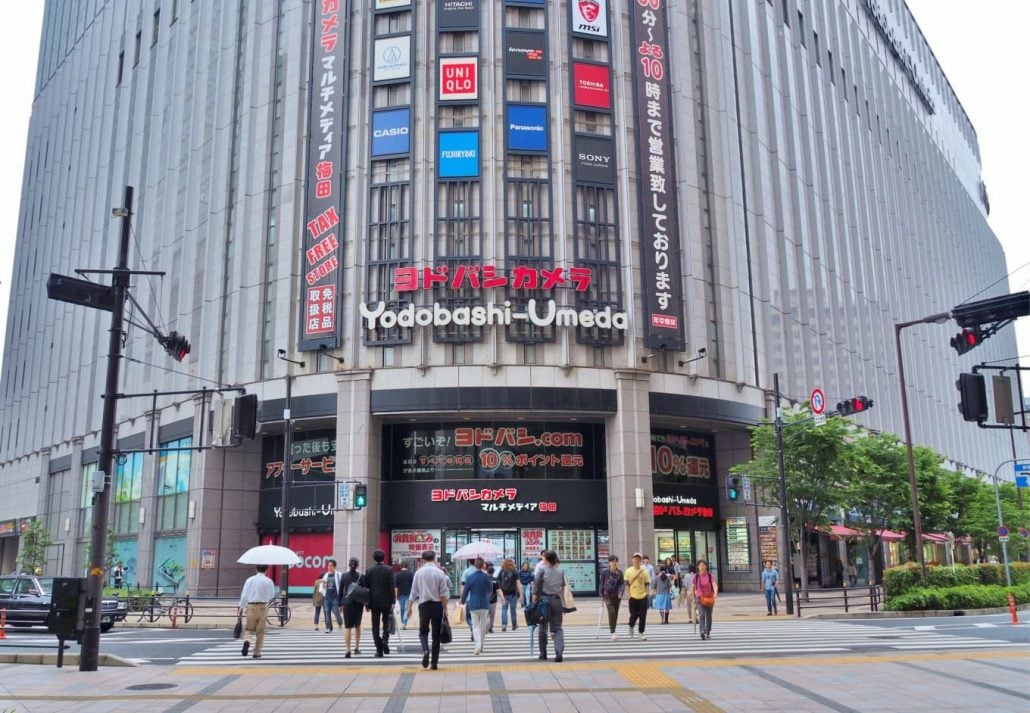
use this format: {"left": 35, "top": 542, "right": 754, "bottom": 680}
{"left": 110, "top": 595, "right": 293, "bottom": 629}
{"left": 794, "top": 585, "right": 884, "bottom": 616}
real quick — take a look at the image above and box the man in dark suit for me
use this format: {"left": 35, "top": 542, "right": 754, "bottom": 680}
{"left": 363, "top": 549, "right": 397, "bottom": 657}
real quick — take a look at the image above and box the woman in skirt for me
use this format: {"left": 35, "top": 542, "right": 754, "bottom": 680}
{"left": 654, "top": 565, "right": 673, "bottom": 624}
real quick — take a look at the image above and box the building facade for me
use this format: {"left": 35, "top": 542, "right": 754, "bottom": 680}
{"left": 0, "top": 0, "right": 1020, "bottom": 593}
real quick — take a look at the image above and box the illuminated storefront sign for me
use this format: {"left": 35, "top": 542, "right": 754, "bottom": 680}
{"left": 629, "top": 0, "right": 686, "bottom": 351}
{"left": 506, "top": 29, "right": 546, "bottom": 78}
{"left": 371, "top": 108, "right": 411, "bottom": 157}
{"left": 374, "top": 35, "right": 411, "bottom": 82}
{"left": 259, "top": 434, "right": 336, "bottom": 532}
{"left": 574, "top": 134, "right": 615, "bottom": 184}
{"left": 437, "top": 0, "right": 480, "bottom": 30}
{"left": 439, "top": 56, "right": 479, "bottom": 100}
{"left": 571, "top": 0, "right": 608, "bottom": 38}
{"left": 299, "top": 0, "right": 351, "bottom": 349}
{"left": 507, "top": 104, "right": 548, "bottom": 152}
{"left": 651, "top": 430, "right": 718, "bottom": 528}
{"left": 438, "top": 130, "right": 480, "bottom": 177}
{"left": 375, "top": 0, "right": 411, "bottom": 9}
{"left": 572, "top": 62, "right": 611, "bottom": 109}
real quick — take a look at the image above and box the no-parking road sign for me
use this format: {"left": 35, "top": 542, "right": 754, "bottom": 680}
{"left": 810, "top": 388, "right": 826, "bottom": 415}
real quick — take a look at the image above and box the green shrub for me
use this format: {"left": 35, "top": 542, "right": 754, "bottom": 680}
{"left": 883, "top": 564, "right": 924, "bottom": 598}
{"left": 886, "top": 581, "right": 1030, "bottom": 611}
{"left": 884, "top": 562, "right": 1030, "bottom": 599}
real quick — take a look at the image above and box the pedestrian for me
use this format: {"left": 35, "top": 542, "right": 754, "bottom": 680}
{"left": 624, "top": 552, "right": 650, "bottom": 640}
{"left": 518, "top": 561, "right": 534, "bottom": 606}
{"left": 322, "top": 559, "right": 344, "bottom": 633}
{"left": 691, "top": 559, "right": 717, "bottom": 640}
{"left": 683, "top": 564, "right": 697, "bottom": 622}
{"left": 237, "top": 564, "right": 276, "bottom": 659}
{"left": 395, "top": 563, "right": 414, "bottom": 629}
{"left": 498, "top": 558, "right": 520, "bottom": 632}
{"left": 407, "top": 549, "right": 450, "bottom": 670}
{"left": 486, "top": 564, "right": 500, "bottom": 633}
{"left": 341, "top": 557, "right": 364, "bottom": 658}
{"left": 312, "top": 576, "right": 326, "bottom": 630}
{"left": 664, "top": 557, "right": 677, "bottom": 604}
{"left": 460, "top": 557, "right": 492, "bottom": 655}
{"left": 598, "top": 555, "right": 624, "bottom": 640}
{"left": 832, "top": 560, "right": 844, "bottom": 588}
{"left": 459, "top": 559, "right": 478, "bottom": 641}
{"left": 364, "top": 549, "right": 396, "bottom": 658}
{"left": 642, "top": 555, "right": 656, "bottom": 607}
{"left": 847, "top": 562, "right": 858, "bottom": 587}
{"left": 760, "top": 560, "right": 778, "bottom": 616}
{"left": 112, "top": 563, "right": 124, "bottom": 589}
{"left": 654, "top": 566, "right": 673, "bottom": 624}
{"left": 533, "top": 549, "right": 566, "bottom": 662}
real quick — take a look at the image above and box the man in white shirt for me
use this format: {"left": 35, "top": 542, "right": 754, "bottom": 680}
{"left": 407, "top": 550, "right": 451, "bottom": 670}
{"left": 238, "top": 564, "right": 277, "bottom": 658}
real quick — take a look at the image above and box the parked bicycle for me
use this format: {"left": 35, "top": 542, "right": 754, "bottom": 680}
{"left": 266, "top": 598, "right": 292, "bottom": 627}
{"left": 168, "top": 594, "right": 195, "bottom": 624}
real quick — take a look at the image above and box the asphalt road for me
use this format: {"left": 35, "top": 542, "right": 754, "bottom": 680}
{"left": 832, "top": 612, "right": 1030, "bottom": 646}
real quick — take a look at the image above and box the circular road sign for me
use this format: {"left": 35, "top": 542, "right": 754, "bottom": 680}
{"left": 1019, "top": 527, "right": 1029, "bottom": 538}
{"left": 997, "top": 525, "right": 1009, "bottom": 538}
{"left": 810, "top": 388, "right": 826, "bottom": 415}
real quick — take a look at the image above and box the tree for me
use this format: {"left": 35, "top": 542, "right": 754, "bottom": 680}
{"left": 731, "top": 409, "right": 853, "bottom": 590}
{"left": 841, "top": 431, "right": 910, "bottom": 583}
{"left": 16, "top": 519, "right": 53, "bottom": 575}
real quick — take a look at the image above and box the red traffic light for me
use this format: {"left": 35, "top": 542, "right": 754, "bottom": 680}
{"left": 160, "top": 331, "right": 191, "bottom": 362}
{"left": 836, "top": 396, "right": 874, "bottom": 416}
{"left": 950, "top": 326, "right": 983, "bottom": 355}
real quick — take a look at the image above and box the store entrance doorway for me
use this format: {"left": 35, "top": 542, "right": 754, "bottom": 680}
{"left": 654, "top": 529, "right": 720, "bottom": 577}
{"left": 441, "top": 528, "right": 518, "bottom": 593}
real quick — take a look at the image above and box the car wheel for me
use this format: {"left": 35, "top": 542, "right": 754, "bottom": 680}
{"left": 100, "top": 622, "right": 114, "bottom": 633}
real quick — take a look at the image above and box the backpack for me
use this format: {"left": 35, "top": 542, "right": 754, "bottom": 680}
{"left": 498, "top": 568, "right": 517, "bottom": 595}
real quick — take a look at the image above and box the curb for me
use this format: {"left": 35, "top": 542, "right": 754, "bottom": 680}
{"left": 807, "top": 603, "right": 1030, "bottom": 619}
{"left": 0, "top": 652, "right": 137, "bottom": 667}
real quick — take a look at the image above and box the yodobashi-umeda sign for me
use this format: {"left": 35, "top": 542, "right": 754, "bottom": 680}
{"left": 359, "top": 263, "right": 630, "bottom": 333}
{"left": 629, "top": 0, "right": 686, "bottom": 351}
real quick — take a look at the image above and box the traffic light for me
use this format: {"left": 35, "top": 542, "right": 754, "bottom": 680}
{"left": 956, "top": 373, "right": 988, "bottom": 422}
{"left": 354, "top": 484, "right": 368, "bottom": 509}
{"left": 160, "top": 331, "right": 191, "bottom": 362}
{"left": 231, "top": 394, "right": 258, "bottom": 440}
{"left": 727, "top": 477, "right": 740, "bottom": 502}
{"left": 950, "top": 326, "right": 983, "bottom": 356}
{"left": 836, "top": 396, "right": 873, "bottom": 416}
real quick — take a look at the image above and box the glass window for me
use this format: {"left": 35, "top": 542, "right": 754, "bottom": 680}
{"left": 157, "top": 437, "right": 192, "bottom": 532}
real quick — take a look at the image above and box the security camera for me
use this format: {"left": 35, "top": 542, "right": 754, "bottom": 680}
{"left": 697, "top": 347, "right": 707, "bottom": 357}
{"left": 277, "top": 348, "right": 286, "bottom": 358}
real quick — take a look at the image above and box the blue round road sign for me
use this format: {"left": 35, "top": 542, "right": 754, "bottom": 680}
{"left": 997, "top": 525, "right": 1009, "bottom": 537}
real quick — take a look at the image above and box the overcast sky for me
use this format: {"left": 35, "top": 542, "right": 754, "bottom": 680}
{"left": 0, "top": 1, "right": 1027, "bottom": 373}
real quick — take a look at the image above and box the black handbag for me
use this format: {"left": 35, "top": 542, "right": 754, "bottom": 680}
{"left": 344, "top": 581, "right": 370, "bottom": 605}
{"left": 233, "top": 614, "right": 243, "bottom": 639}
{"left": 439, "top": 616, "right": 453, "bottom": 644}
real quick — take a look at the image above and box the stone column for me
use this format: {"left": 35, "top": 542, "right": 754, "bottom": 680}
{"left": 61, "top": 438, "right": 85, "bottom": 576}
{"left": 605, "top": 369, "right": 654, "bottom": 561}
{"left": 333, "top": 369, "right": 380, "bottom": 565}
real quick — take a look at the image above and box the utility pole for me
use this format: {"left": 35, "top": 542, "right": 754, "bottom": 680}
{"left": 774, "top": 373, "right": 794, "bottom": 615}
{"left": 276, "top": 350, "right": 304, "bottom": 622}
{"left": 79, "top": 186, "right": 133, "bottom": 671}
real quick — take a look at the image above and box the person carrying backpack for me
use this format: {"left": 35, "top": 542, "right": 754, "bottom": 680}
{"left": 498, "top": 558, "right": 521, "bottom": 632}
{"left": 598, "top": 555, "right": 624, "bottom": 640}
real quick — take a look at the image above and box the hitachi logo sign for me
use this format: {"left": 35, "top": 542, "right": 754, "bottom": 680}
{"left": 374, "top": 127, "right": 409, "bottom": 137}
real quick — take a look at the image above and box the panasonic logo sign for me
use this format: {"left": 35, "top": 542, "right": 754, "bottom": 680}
{"left": 510, "top": 123, "right": 544, "bottom": 132}
{"left": 374, "top": 127, "right": 409, "bottom": 137}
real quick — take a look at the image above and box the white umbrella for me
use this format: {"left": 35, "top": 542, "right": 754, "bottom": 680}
{"left": 237, "top": 544, "right": 302, "bottom": 566}
{"left": 451, "top": 541, "right": 503, "bottom": 562}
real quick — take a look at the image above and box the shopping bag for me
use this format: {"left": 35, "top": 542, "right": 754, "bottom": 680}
{"left": 562, "top": 577, "right": 577, "bottom": 613}
{"left": 451, "top": 603, "right": 465, "bottom": 625}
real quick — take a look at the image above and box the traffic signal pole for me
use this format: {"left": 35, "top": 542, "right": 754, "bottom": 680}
{"left": 773, "top": 373, "right": 794, "bottom": 615}
{"left": 80, "top": 186, "right": 133, "bottom": 672}
{"left": 276, "top": 351, "right": 304, "bottom": 621}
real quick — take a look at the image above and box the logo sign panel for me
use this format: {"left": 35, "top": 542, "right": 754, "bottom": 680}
{"left": 375, "top": 0, "right": 411, "bottom": 10}
{"left": 439, "top": 56, "right": 479, "bottom": 100}
{"left": 629, "top": 0, "right": 686, "bottom": 351}
{"left": 507, "top": 104, "right": 548, "bottom": 152}
{"left": 439, "top": 131, "right": 480, "bottom": 178}
{"left": 572, "top": 62, "right": 611, "bottom": 109}
{"left": 506, "top": 29, "right": 546, "bottom": 78}
{"left": 574, "top": 135, "right": 615, "bottom": 184}
{"left": 437, "top": 0, "right": 480, "bottom": 30}
{"left": 371, "top": 108, "right": 411, "bottom": 157}
{"left": 571, "top": 0, "right": 608, "bottom": 38}
{"left": 300, "top": 0, "right": 351, "bottom": 349}
{"left": 374, "top": 35, "right": 411, "bottom": 82}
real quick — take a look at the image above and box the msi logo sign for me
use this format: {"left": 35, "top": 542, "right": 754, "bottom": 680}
{"left": 573, "top": 0, "right": 607, "bottom": 37}
{"left": 579, "top": 1, "right": 599, "bottom": 23}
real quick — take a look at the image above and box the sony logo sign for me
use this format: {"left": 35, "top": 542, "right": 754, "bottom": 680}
{"left": 374, "top": 127, "right": 409, "bottom": 137}
{"left": 578, "top": 153, "right": 611, "bottom": 164}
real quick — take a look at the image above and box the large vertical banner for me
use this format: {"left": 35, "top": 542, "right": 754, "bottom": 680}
{"left": 300, "top": 0, "right": 352, "bottom": 351}
{"left": 629, "top": 0, "right": 686, "bottom": 351}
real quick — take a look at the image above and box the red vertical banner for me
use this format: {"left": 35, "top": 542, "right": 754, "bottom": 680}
{"left": 629, "top": 0, "right": 686, "bottom": 351}
{"left": 300, "top": 0, "right": 352, "bottom": 350}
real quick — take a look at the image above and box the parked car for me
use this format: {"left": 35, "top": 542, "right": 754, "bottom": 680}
{"left": 0, "top": 574, "right": 128, "bottom": 632}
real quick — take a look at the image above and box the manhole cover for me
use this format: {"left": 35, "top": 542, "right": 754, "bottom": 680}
{"left": 125, "top": 683, "right": 178, "bottom": 691}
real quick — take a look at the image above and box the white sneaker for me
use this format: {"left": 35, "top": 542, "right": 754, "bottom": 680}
{"left": 639, "top": 633, "right": 647, "bottom": 640}
{"left": 628, "top": 629, "right": 635, "bottom": 639}
{"left": 610, "top": 633, "right": 618, "bottom": 641}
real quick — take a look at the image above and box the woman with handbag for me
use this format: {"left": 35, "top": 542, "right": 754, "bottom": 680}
{"left": 532, "top": 549, "right": 566, "bottom": 662}
{"left": 341, "top": 557, "right": 365, "bottom": 658}
{"left": 691, "top": 560, "right": 717, "bottom": 640}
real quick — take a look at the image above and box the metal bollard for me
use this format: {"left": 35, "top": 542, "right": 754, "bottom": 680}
{"left": 1008, "top": 593, "right": 1019, "bottom": 624}
{"left": 0, "top": 607, "right": 6, "bottom": 639}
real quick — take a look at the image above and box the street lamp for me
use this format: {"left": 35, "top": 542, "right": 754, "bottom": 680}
{"left": 894, "top": 311, "right": 952, "bottom": 579}
{"left": 991, "top": 459, "right": 1015, "bottom": 587}
{"left": 276, "top": 348, "right": 305, "bottom": 623}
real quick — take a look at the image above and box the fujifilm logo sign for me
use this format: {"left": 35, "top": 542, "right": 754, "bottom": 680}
{"left": 360, "top": 299, "right": 629, "bottom": 331}
{"left": 374, "top": 127, "right": 409, "bottom": 138}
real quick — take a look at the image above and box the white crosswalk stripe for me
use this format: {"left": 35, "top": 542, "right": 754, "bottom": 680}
{"left": 176, "top": 619, "right": 1016, "bottom": 666}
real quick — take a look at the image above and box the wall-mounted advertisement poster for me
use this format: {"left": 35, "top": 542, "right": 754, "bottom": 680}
{"left": 371, "top": 108, "right": 411, "bottom": 157}
{"left": 439, "top": 56, "right": 479, "bottom": 101}
{"left": 505, "top": 29, "right": 546, "bottom": 78}
{"left": 437, "top": 0, "right": 480, "bottom": 30}
{"left": 573, "top": 135, "right": 615, "bottom": 184}
{"left": 438, "top": 131, "right": 480, "bottom": 178}
{"left": 507, "top": 104, "right": 548, "bottom": 152}
{"left": 572, "top": 62, "right": 611, "bottom": 109}
{"left": 374, "top": 35, "right": 411, "bottom": 82}
{"left": 571, "top": 0, "right": 608, "bottom": 38}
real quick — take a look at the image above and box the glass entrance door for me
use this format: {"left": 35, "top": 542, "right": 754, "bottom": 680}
{"left": 693, "top": 530, "right": 719, "bottom": 577}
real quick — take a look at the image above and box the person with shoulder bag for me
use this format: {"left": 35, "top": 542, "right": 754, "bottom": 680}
{"left": 598, "top": 555, "right": 624, "bottom": 640}
{"left": 691, "top": 559, "right": 718, "bottom": 640}
{"left": 533, "top": 550, "right": 566, "bottom": 662}
{"left": 364, "top": 549, "right": 396, "bottom": 657}
{"left": 341, "top": 557, "right": 366, "bottom": 658}
{"left": 312, "top": 577, "right": 326, "bottom": 631}
{"left": 497, "top": 558, "right": 520, "bottom": 632}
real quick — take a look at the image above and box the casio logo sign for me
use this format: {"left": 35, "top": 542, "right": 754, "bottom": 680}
{"left": 374, "top": 127, "right": 409, "bottom": 137}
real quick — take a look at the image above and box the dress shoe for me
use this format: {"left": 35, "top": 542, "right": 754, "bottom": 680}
{"left": 422, "top": 652, "right": 430, "bottom": 669}
{"left": 375, "top": 651, "right": 384, "bottom": 658}
{"left": 241, "top": 641, "right": 250, "bottom": 657}
{"left": 538, "top": 653, "right": 547, "bottom": 660}
{"left": 431, "top": 663, "right": 439, "bottom": 670}
{"left": 555, "top": 655, "right": 563, "bottom": 663}
{"left": 345, "top": 651, "right": 351, "bottom": 659}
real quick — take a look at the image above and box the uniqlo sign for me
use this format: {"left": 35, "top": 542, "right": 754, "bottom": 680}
{"left": 440, "top": 57, "right": 478, "bottom": 101}
{"left": 573, "top": 62, "right": 611, "bottom": 110}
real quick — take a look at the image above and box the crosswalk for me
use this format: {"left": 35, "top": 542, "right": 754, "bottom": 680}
{"left": 175, "top": 618, "right": 1018, "bottom": 666}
